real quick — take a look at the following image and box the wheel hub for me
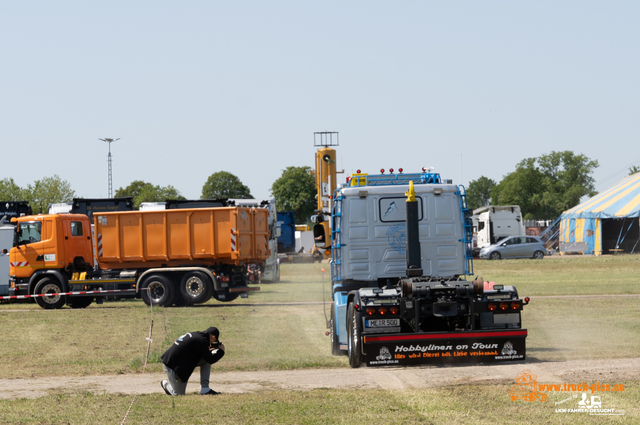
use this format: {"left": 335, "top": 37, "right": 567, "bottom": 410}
{"left": 41, "top": 284, "right": 61, "bottom": 304}
{"left": 185, "top": 277, "right": 204, "bottom": 297}
{"left": 148, "top": 282, "right": 165, "bottom": 303}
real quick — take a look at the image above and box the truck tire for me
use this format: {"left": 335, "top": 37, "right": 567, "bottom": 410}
{"left": 140, "top": 274, "right": 175, "bottom": 307}
{"left": 347, "top": 302, "right": 363, "bottom": 368}
{"left": 34, "top": 277, "right": 66, "bottom": 309}
{"left": 179, "top": 272, "right": 213, "bottom": 305}
{"left": 330, "top": 305, "right": 341, "bottom": 356}
{"left": 489, "top": 251, "right": 501, "bottom": 260}
{"left": 67, "top": 296, "right": 93, "bottom": 309}
{"left": 533, "top": 250, "right": 544, "bottom": 260}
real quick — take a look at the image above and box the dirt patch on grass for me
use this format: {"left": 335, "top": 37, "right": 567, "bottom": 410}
{"left": 1, "top": 358, "right": 637, "bottom": 399}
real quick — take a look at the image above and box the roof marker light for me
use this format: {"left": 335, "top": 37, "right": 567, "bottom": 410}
{"left": 380, "top": 169, "right": 385, "bottom": 174}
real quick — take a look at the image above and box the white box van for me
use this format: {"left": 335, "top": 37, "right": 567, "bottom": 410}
{"left": 474, "top": 205, "right": 524, "bottom": 255}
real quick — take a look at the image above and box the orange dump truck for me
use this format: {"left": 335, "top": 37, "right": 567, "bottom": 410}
{"left": 7, "top": 207, "right": 268, "bottom": 309}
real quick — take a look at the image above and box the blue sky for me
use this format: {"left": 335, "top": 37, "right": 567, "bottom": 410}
{"left": 2, "top": 1, "right": 638, "bottom": 201}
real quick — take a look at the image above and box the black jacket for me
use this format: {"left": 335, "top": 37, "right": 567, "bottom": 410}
{"left": 161, "top": 331, "right": 225, "bottom": 382}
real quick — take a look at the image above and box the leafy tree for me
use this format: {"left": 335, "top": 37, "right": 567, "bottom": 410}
{"left": 492, "top": 151, "right": 598, "bottom": 220}
{"left": 465, "top": 176, "right": 496, "bottom": 211}
{"left": 0, "top": 178, "right": 25, "bottom": 201}
{"left": 114, "top": 180, "right": 151, "bottom": 201}
{"left": 201, "top": 171, "right": 252, "bottom": 199}
{"left": 491, "top": 158, "right": 547, "bottom": 219}
{"left": 23, "top": 175, "right": 75, "bottom": 214}
{"left": 270, "top": 166, "right": 316, "bottom": 225}
{"left": 115, "top": 180, "right": 185, "bottom": 209}
{"left": 629, "top": 165, "right": 640, "bottom": 175}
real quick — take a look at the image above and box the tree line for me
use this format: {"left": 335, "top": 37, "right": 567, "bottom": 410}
{"left": 465, "top": 150, "right": 604, "bottom": 220}
{"left": 0, "top": 169, "right": 316, "bottom": 224}
{"left": 1, "top": 151, "right": 634, "bottom": 222}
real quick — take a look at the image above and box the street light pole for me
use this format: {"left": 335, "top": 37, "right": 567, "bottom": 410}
{"left": 99, "top": 138, "right": 120, "bottom": 198}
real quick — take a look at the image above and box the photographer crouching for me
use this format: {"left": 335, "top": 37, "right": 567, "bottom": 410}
{"left": 161, "top": 327, "right": 225, "bottom": 396}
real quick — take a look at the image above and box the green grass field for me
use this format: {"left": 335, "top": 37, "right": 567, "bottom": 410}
{"left": 1, "top": 385, "right": 638, "bottom": 425}
{"left": 1, "top": 255, "right": 639, "bottom": 423}
{"left": 473, "top": 255, "right": 640, "bottom": 296}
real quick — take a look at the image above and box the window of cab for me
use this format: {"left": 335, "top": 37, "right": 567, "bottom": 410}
{"left": 17, "top": 221, "right": 42, "bottom": 245}
{"left": 70, "top": 221, "right": 83, "bottom": 237}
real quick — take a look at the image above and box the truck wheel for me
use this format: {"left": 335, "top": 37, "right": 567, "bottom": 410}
{"left": 34, "top": 277, "right": 66, "bottom": 309}
{"left": 533, "top": 250, "right": 544, "bottom": 260}
{"left": 330, "top": 305, "right": 341, "bottom": 356}
{"left": 179, "top": 272, "right": 213, "bottom": 305}
{"left": 67, "top": 297, "right": 93, "bottom": 309}
{"left": 347, "top": 302, "right": 363, "bottom": 367}
{"left": 489, "top": 251, "right": 501, "bottom": 260}
{"left": 140, "top": 274, "right": 175, "bottom": 307}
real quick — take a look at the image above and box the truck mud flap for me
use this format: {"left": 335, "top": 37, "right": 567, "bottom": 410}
{"left": 228, "top": 286, "right": 260, "bottom": 293}
{"left": 363, "top": 330, "right": 527, "bottom": 366}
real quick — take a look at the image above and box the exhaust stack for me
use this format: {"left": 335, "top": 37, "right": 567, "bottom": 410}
{"left": 405, "top": 181, "right": 423, "bottom": 277}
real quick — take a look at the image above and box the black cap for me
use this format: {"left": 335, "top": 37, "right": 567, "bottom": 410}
{"left": 205, "top": 327, "right": 220, "bottom": 338}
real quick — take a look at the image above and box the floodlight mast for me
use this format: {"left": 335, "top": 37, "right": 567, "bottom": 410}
{"left": 98, "top": 138, "right": 120, "bottom": 198}
{"left": 313, "top": 131, "right": 339, "bottom": 147}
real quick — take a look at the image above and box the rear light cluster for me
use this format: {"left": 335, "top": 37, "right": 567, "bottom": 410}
{"left": 366, "top": 306, "right": 399, "bottom": 316}
{"left": 487, "top": 301, "right": 520, "bottom": 311}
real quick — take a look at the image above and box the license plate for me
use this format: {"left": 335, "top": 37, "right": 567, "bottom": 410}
{"left": 365, "top": 318, "right": 400, "bottom": 328}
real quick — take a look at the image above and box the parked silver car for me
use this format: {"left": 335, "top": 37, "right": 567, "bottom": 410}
{"left": 479, "top": 236, "right": 547, "bottom": 260}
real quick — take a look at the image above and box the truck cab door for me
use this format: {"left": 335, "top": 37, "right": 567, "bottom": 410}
{"left": 11, "top": 220, "right": 45, "bottom": 278}
{"left": 62, "top": 217, "right": 93, "bottom": 269}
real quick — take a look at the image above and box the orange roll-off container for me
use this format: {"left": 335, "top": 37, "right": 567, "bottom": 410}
{"left": 94, "top": 207, "right": 270, "bottom": 269}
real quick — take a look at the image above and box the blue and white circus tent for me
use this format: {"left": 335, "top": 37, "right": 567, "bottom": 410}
{"left": 559, "top": 173, "right": 640, "bottom": 255}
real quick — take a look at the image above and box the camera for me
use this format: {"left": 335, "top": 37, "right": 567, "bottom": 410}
{"left": 211, "top": 342, "right": 221, "bottom": 349}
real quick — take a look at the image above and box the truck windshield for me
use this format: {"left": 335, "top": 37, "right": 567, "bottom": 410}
{"left": 16, "top": 221, "right": 42, "bottom": 246}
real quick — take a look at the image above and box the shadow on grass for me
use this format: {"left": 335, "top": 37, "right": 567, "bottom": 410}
{"left": 527, "top": 347, "right": 565, "bottom": 352}
{"left": 522, "top": 356, "right": 556, "bottom": 363}
{"left": 186, "top": 302, "right": 324, "bottom": 309}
